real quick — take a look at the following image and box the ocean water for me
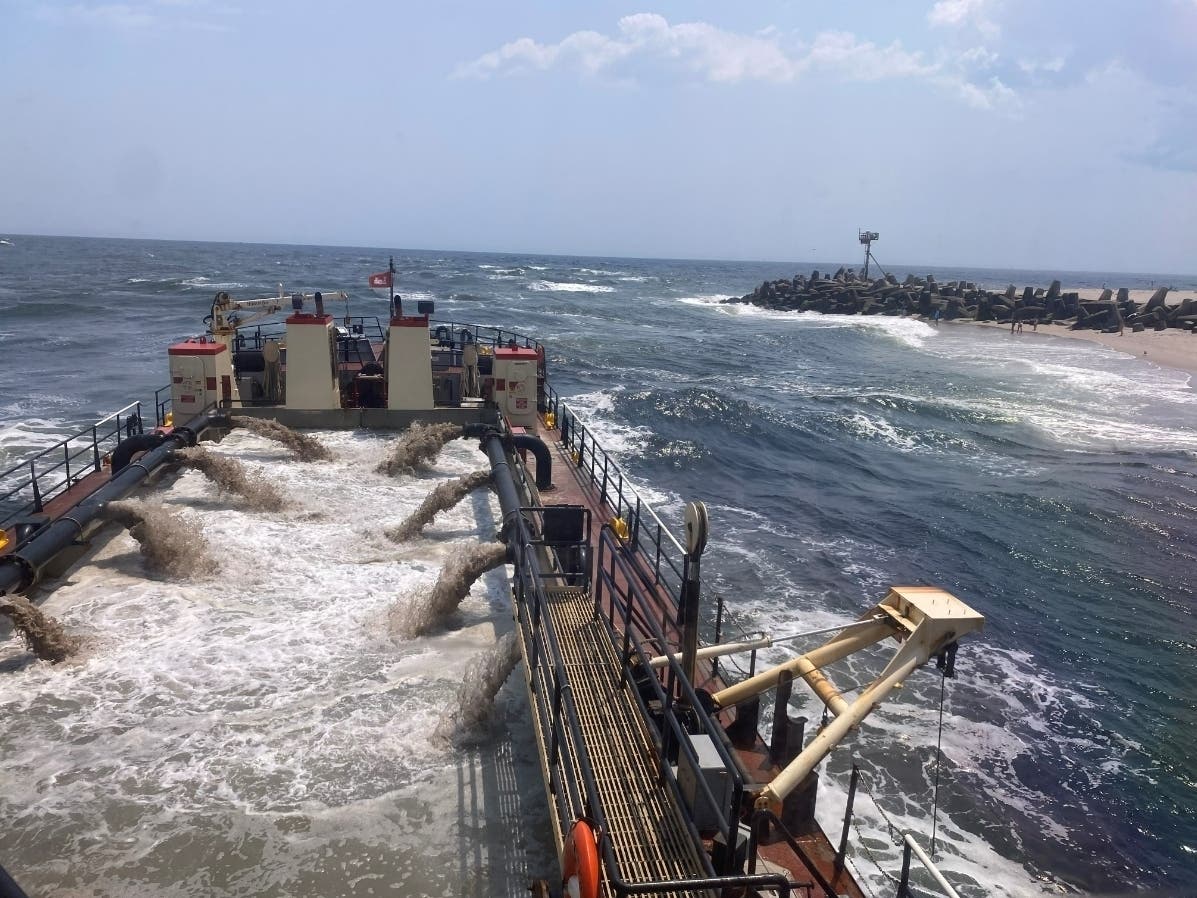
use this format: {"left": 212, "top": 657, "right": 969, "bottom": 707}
{"left": 1, "top": 235, "right": 1195, "bottom": 897}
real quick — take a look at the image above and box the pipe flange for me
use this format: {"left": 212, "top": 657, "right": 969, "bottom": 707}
{"left": 0, "top": 554, "right": 37, "bottom": 596}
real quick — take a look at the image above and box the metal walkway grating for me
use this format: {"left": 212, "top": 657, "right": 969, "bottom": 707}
{"left": 540, "top": 586, "right": 710, "bottom": 897}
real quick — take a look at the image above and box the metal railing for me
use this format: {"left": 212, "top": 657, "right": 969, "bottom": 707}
{"left": 542, "top": 385, "right": 762, "bottom": 682}
{"left": 595, "top": 527, "right": 747, "bottom": 862}
{"left": 219, "top": 316, "right": 544, "bottom": 356}
{"left": 153, "top": 384, "right": 173, "bottom": 427}
{"left": 227, "top": 316, "right": 390, "bottom": 352}
{"left": 0, "top": 401, "right": 145, "bottom": 529}
{"left": 503, "top": 450, "right": 795, "bottom": 896}
{"left": 544, "top": 384, "right": 687, "bottom": 599}
{"left": 429, "top": 320, "right": 544, "bottom": 355}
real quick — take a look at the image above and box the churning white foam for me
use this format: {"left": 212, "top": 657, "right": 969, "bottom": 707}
{"left": 526, "top": 280, "right": 616, "bottom": 293}
{"left": 0, "top": 430, "right": 553, "bottom": 896}
{"left": 686, "top": 299, "right": 938, "bottom": 350}
{"left": 559, "top": 389, "right": 680, "bottom": 513}
{"left": 0, "top": 417, "right": 77, "bottom": 454}
{"left": 181, "top": 276, "right": 247, "bottom": 290}
{"left": 843, "top": 412, "right": 920, "bottom": 452}
{"left": 924, "top": 328, "right": 1197, "bottom": 452}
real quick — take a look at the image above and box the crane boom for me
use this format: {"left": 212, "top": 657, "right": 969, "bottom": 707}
{"left": 208, "top": 286, "right": 348, "bottom": 352}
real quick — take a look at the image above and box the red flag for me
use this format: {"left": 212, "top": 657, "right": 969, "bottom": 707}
{"left": 368, "top": 271, "right": 392, "bottom": 289}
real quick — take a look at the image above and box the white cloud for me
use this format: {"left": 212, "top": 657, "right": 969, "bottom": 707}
{"left": 927, "top": 0, "right": 999, "bottom": 37}
{"left": 455, "top": 13, "right": 802, "bottom": 82}
{"left": 957, "top": 45, "right": 1000, "bottom": 68}
{"left": 1017, "top": 56, "right": 1066, "bottom": 75}
{"left": 804, "top": 31, "right": 936, "bottom": 81}
{"left": 455, "top": 14, "right": 934, "bottom": 86}
{"left": 950, "top": 74, "right": 1018, "bottom": 109}
{"left": 454, "top": 13, "right": 1028, "bottom": 115}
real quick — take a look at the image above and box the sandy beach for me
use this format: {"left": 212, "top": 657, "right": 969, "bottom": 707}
{"left": 972, "top": 315, "right": 1197, "bottom": 379}
{"left": 977, "top": 285, "right": 1197, "bottom": 379}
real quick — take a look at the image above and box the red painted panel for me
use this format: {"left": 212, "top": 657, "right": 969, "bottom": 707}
{"left": 495, "top": 347, "right": 539, "bottom": 361}
{"left": 285, "top": 314, "right": 334, "bottom": 325}
{"left": 169, "top": 341, "right": 227, "bottom": 356}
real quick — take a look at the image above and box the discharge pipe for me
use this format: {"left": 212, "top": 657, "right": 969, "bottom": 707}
{"left": 0, "top": 410, "right": 228, "bottom": 596}
{"left": 511, "top": 433, "right": 552, "bottom": 491}
{"left": 462, "top": 424, "right": 528, "bottom": 541}
{"left": 462, "top": 423, "right": 552, "bottom": 491}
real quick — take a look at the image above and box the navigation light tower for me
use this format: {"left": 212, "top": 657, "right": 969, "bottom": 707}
{"left": 859, "top": 230, "right": 879, "bottom": 279}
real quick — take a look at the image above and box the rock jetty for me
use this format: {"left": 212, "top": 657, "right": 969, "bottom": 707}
{"left": 724, "top": 268, "right": 1197, "bottom": 334}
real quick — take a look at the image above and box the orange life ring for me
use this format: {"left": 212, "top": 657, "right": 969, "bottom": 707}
{"left": 562, "top": 817, "right": 600, "bottom": 898}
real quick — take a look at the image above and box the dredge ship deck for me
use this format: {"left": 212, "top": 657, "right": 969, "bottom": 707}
{"left": 0, "top": 315, "right": 963, "bottom": 898}
{"left": 500, "top": 397, "right": 869, "bottom": 898}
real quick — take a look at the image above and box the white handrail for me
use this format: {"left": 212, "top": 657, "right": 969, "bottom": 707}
{"left": 903, "top": 833, "right": 963, "bottom": 898}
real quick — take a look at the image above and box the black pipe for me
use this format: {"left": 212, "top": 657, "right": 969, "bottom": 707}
{"left": 0, "top": 410, "right": 226, "bottom": 596}
{"left": 111, "top": 432, "right": 168, "bottom": 474}
{"left": 460, "top": 422, "right": 494, "bottom": 441}
{"left": 0, "top": 862, "right": 30, "bottom": 898}
{"left": 511, "top": 433, "right": 552, "bottom": 491}
{"left": 462, "top": 424, "right": 552, "bottom": 492}
{"left": 478, "top": 430, "right": 525, "bottom": 541}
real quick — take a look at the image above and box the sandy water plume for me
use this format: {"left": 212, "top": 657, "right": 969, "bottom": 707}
{"left": 390, "top": 541, "right": 509, "bottom": 639}
{"left": 0, "top": 595, "right": 79, "bottom": 663}
{"left": 435, "top": 632, "right": 522, "bottom": 744}
{"left": 100, "top": 499, "right": 217, "bottom": 578}
{"left": 386, "top": 469, "right": 492, "bottom": 542}
{"left": 230, "top": 416, "right": 332, "bottom": 461}
{"left": 377, "top": 423, "right": 464, "bottom": 476}
{"left": 172, "top": 446, "right": 286, "bottom": 511}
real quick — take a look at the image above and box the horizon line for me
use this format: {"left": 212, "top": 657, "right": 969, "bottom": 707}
{"left": 2, "top": 230, "right": 1195, "bottom": 282}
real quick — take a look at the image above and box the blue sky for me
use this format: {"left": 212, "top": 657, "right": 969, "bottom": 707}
{"left": 1, "top": 0, "right": 1194, "bottom": 272}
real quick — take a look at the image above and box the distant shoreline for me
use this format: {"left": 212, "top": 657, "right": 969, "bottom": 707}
{"left": 729, "top": 272, "right": 1197, "bottom": 382}
{"left": 967, "top": 318, "right": 1197, "bottom": 380}
{"left": 972, "top": 285, "right": 1196, "bottom": 380}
